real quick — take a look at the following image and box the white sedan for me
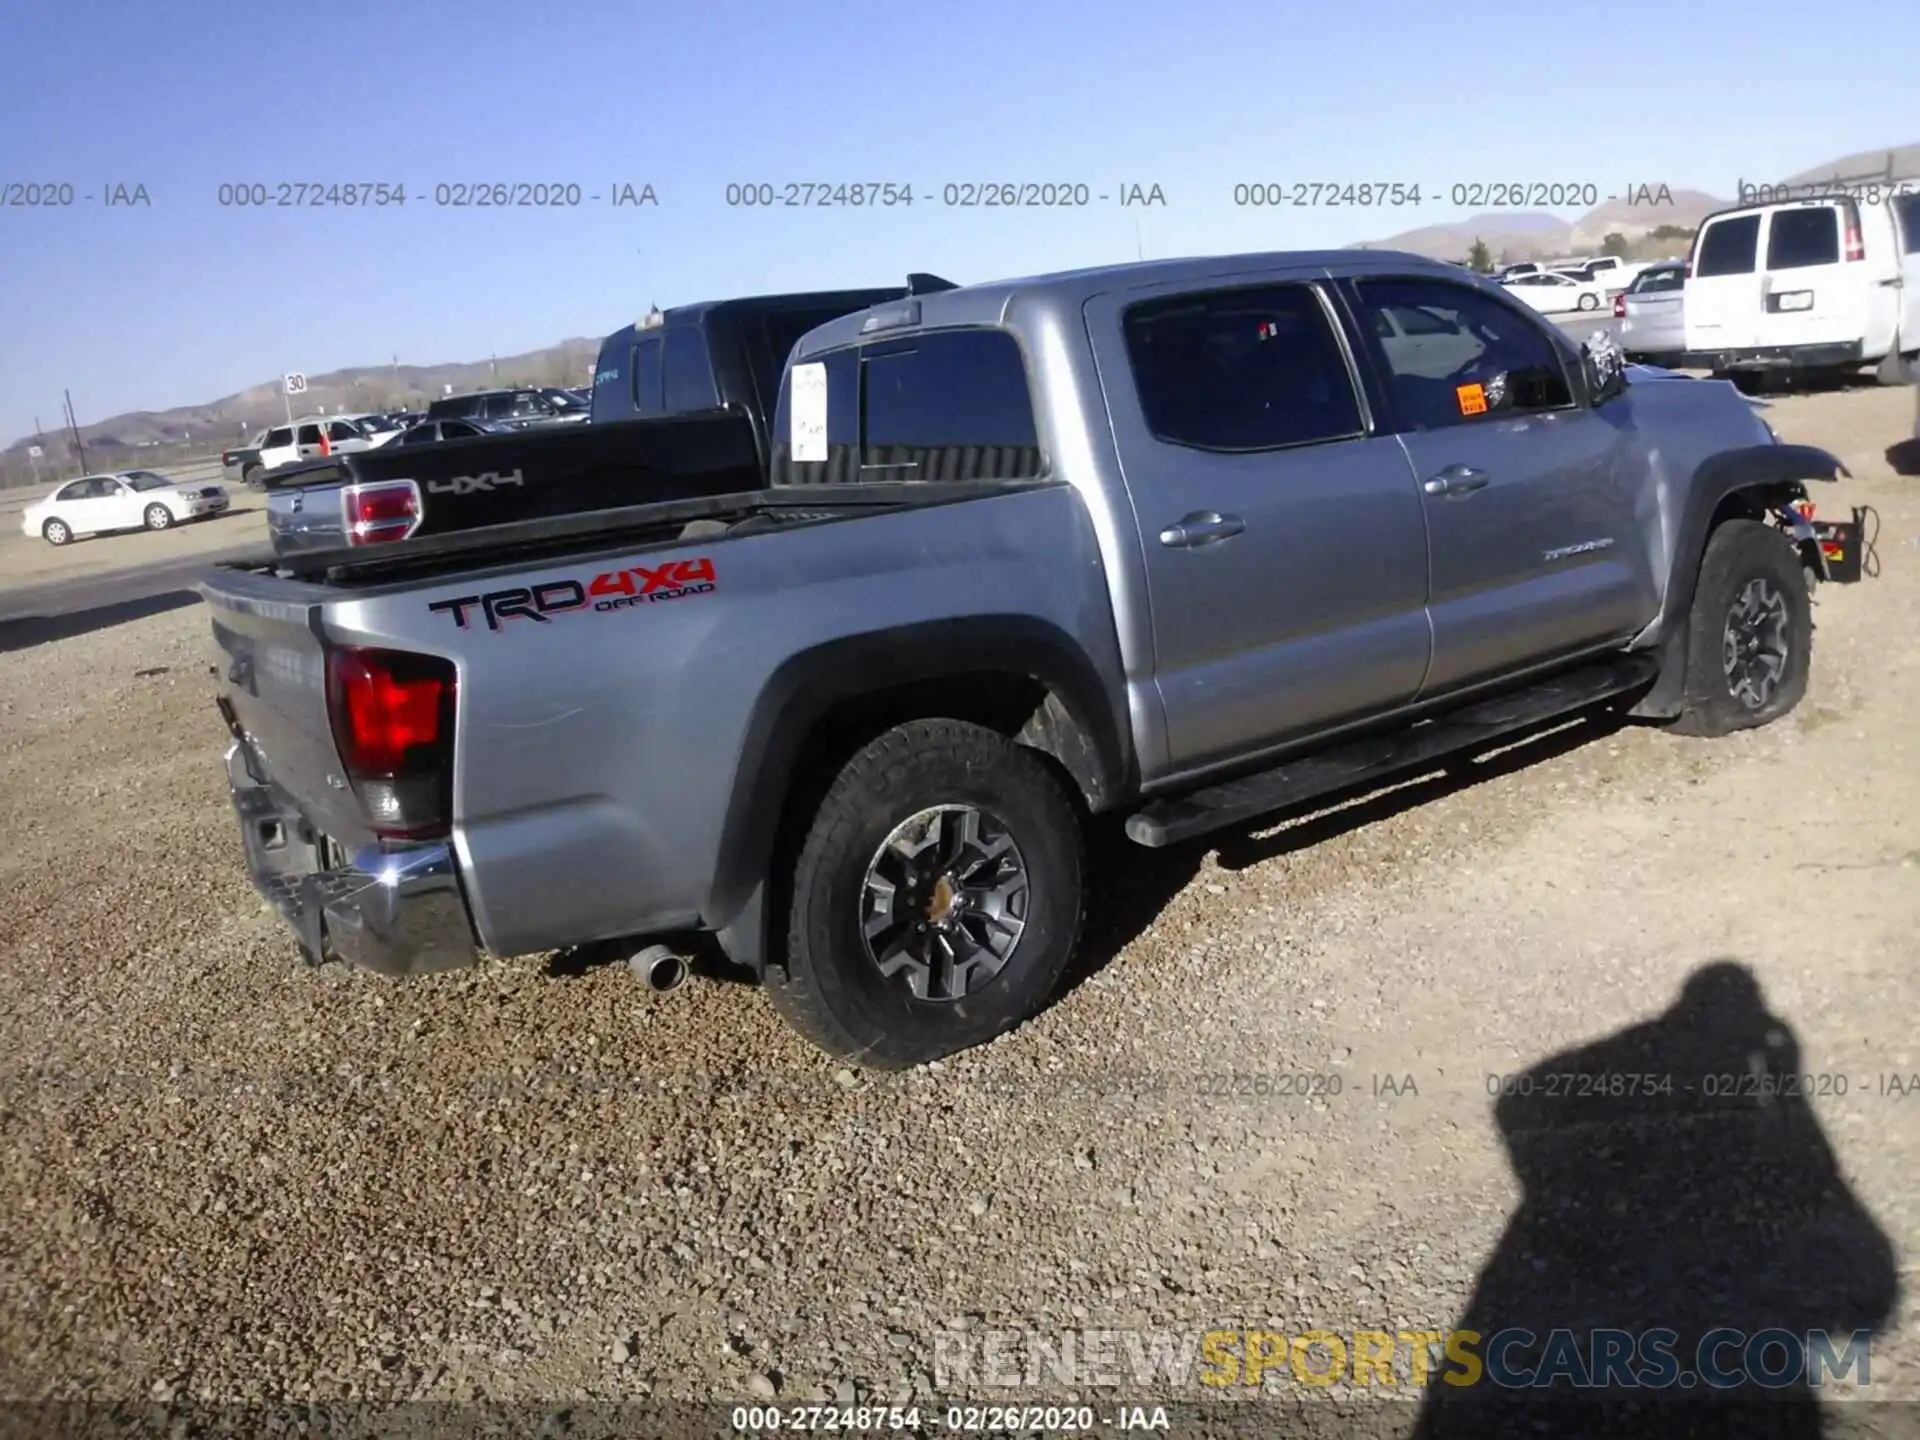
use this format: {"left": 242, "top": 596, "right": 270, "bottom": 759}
{"left": 1500, "top": 270, "right": 1608, "bottom": 314}
{"left": 22, "top": 469, "right": 231, "bottom": 546}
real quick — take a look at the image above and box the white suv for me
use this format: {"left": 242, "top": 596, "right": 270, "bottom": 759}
{"left": 257, "top": 416, "right": 377, "bottom": 474}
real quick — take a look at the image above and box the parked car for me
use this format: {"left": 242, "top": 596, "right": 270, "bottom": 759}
{"left": 25, "top": 469, "right": 229, "bottom": 545}
{"left": 1618, "top": 261, "right": 1688, "bottom": 362}
{"left": 424, "top": 389, "right": 578, "bottom": 432}
{"left": 537, "top": 388, "right": 593, "bottom": 423}
{"left": 240, "top": 417, "right": 378, "bottom": 486}
{"left": 342, "top": 413, "right": 405, "bottom": 446}
{"left": 201, "top": 248, "right": 1851, "bottom": 1067}
{"left": 390, "top": 417, "right": 513, "bottom": 447}
{"left": 1497, "top": 262, "right": 1543, "bottom": 280}
{"left": 1683, "top": 192, "right": 1920, "bottom": 384}
{"left": 1503, "top": 270, "right": 1608, "bottom": 313}
{"left": 222, "top": 431, "right": 268, "bottom": 485}
{"left": 1570, "top": 255, "right": 1649, "bottom": 294}
{"left": 255, "top": 279, "right": 959, "bottom": 556}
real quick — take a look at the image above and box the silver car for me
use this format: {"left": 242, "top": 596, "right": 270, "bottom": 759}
{"left": 1619, "top": 261, "right": 1687, "bottom": 362}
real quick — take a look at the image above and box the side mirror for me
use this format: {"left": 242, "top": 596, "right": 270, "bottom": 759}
{"left": 1582, "top": 329, "right": 1628, "bottom": 405}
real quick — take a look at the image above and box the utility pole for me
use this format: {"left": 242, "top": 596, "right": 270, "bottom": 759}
{"left": 63, "top": 390, "right": 88, "bottom": 475}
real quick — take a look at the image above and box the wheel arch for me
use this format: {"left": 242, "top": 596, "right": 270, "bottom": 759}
{"left": 1629, "top": 442, "right": 1844, "bottom": 719}
{"left": 705, "top": 615, "right": 1134, "bottom": 971}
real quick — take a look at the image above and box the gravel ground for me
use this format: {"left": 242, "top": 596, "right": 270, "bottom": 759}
{"left": 1, "top": 383, "right": 1917, "bottom": 1434}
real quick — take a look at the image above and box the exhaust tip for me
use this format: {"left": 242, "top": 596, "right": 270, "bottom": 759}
{"left": 629, "top": 944, "right": 689, "bottom": 993}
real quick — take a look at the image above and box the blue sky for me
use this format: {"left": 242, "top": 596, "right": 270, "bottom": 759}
{"left": 1, "top": 0, "right": 1915, "bottom": 447}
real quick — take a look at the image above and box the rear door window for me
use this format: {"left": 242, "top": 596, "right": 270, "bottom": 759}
{"left": 264, "top": 427, "right": 292, "bottom": 448}
{"left": 1765, "top": 206, "right": 1841, "bottom": 269}
{"left": 859, "top": 330, "right": 1042, "bottom": 479}
{"left": 1695, "top": 214, "right": 1762, "bottom": 276}
{"left": 327, "top": 420, "right": 361, "bottom": 442}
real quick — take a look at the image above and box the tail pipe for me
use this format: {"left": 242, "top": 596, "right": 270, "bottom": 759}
{"left": 631, "top": 944, "right": 689, "bottom": 993}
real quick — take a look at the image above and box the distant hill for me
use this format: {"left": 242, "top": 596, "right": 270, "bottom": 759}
{"left": 2, "top": 338, "right": 601, "bottom": 478}
{"left": 1353, "top": 189, "right": 1729, "bottom": 266}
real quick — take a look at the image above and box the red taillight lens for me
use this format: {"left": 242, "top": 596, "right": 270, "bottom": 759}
{"left": 327, "top": 646, "right": 456, "bottom": 838}
{"left": 1843, "top": 209, "right": 1864, "bottom": 261}
{"left": 1613, "top": 294, "right": 1626, "bottom": 318}
{"left": 342, "top": 479, "right": 421, "bottom": 545}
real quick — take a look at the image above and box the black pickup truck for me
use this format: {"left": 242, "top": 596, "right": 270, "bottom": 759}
{"left": 264, "top": 275, "right": 958, "bottom": 555}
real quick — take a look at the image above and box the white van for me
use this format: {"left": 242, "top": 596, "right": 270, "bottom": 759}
{"left": 1683, "top": 192, "right": 1920, "bottom": 382}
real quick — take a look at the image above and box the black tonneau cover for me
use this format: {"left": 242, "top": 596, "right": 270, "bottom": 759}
{"left": 264, "top": 411, "right": 763, "bottom": 538}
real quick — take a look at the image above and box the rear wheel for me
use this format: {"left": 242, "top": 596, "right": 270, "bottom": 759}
{"left": 767, "top": 719, "right": 1085, "bottom": 1068}
{"left": 242, "top": 464, "right": 263, "bottom": 489}
{"left": 1669, "top": 520, "right": 1811, "bottom": 737}
{"left": 42, "top": 518, "right": 71, "bottom": 546}
{"left": 1578, "top": 293, "right": 1599, "bottom": 311}
{"left": 144, "top": 503, "right": 174, "bottom": 531}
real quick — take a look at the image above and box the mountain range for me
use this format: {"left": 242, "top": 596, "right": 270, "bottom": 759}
{"left": 7, "top": 144, "right": 1915, "bottom": 475}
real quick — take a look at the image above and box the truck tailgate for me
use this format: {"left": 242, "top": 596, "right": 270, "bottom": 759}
{"left": 202, "top": 568, "right": 368, "bottom": 848}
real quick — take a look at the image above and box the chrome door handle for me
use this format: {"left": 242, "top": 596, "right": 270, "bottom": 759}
{"left": 1158, "top": 511, "right": 1247, "bottom": 548}
{"left": 1423, "top": 465, "right": 1489, "bottom": 498}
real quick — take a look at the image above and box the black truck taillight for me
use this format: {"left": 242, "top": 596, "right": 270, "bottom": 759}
{"left": 326, "top": 646, "right": 456, "bottom": 839}
{"left": 342, "top": 479, "right": 422, "bottom": 545}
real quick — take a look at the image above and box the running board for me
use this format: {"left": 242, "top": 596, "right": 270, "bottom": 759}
{"left": 1124, "top": 653, "right": 1660, "bottom": 848}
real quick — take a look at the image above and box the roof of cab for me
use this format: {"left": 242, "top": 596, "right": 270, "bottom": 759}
{"left": 790, "top": 249, "right": 1466, "bottom": 359}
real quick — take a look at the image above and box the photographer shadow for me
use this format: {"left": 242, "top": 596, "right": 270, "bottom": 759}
{"left": 1413, "top": 960, "right": 1899, "bottom": 1440}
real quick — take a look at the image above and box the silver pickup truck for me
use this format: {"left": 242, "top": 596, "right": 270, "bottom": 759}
{"left": 202, "top": 249, "right": 1847, "bottom": 1067}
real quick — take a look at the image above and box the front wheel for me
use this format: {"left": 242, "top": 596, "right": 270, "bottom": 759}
{"left": 144, "top": 503, "right": 174, "bottom": 531}
{"left": 767, "top": 719, "right": 1085, "bottom": 1068}
{"left": 1669, "top": 520, "right": 1811, "bottom": 737}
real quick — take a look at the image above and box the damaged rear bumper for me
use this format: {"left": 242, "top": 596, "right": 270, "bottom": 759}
{"left": 225, "top": 740, "right": 479, "bottom": 977}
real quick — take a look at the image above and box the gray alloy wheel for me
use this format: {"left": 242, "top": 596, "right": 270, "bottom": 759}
{"left": 858, "top": 803, "right": 1031, "bottom": 1002}
{"left": 144, "top": 503, "right": 174, "bottom": 531}
{"left": 42, "top": 518, "right": 71, "bottom": 546}
{"left": 1722, "top": 576, "right": 1791, "bottom": 710}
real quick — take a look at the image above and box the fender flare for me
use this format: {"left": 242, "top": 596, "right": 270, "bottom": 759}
{"left": 705, "top": 615, "right": 1134, "bottom": 965}
{"left": 1630, "top": 442, "right": 1845, "bottom": 718}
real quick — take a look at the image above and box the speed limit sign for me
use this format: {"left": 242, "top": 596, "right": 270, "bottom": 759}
{"left": 284, "top": 372, "right": 308, "bottom": 396}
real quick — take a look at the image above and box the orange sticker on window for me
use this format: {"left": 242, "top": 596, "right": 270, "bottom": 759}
{"left": 1456, "top": 383, "right": 1488, "bottom": 415}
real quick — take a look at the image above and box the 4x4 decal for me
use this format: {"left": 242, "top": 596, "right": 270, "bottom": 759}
{"left": 430, "top": 558, "right": 717, "bottom": 631}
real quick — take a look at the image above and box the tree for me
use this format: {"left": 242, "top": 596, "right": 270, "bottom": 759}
{"left": 1601, "top": 231, "right": 1630, "bottom": 258}
{"left": 1467, "top": 237, "right": 1493, "bottom": 273}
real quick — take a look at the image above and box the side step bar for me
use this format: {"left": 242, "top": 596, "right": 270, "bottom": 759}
{"left": 1125, "top": 653, "right": 1660, "bottom": 848}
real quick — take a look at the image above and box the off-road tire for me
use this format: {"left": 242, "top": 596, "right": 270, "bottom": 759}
{"left": 767, "top": 719, "right": 1085, "bottom": 1068}
{"left": 1669, "top": 519, "right": 1811, "bottom": 737}
{"left": 144, "top": 503, "right": 173, "bottom": 531}
{"left": 42, "top": 518, "right": 71, "bottom": 546}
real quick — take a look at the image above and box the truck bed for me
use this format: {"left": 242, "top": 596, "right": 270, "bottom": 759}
{"left": 234, "top": 480, "right": 1052, "bottom": 590}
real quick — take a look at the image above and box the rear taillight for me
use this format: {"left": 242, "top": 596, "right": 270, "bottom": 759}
{"left": 1843, "top": 207, "right": 1864, "bottom": 261}
{"left": 1612, "top": 293, "right": 1626, "bottom": 318}
{"left": 341, "top": 479, "right": 421, "bottom": 545}
{"left": 326, "top": 646, "right": 456, "bottom": 839}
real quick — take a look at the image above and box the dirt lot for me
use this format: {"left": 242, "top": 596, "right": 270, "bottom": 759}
{"left": 1, "top": 385, "right": 1917, "bottom": 1432}
{"left": 0, "top": 502, "right": 267, "bottom": 594}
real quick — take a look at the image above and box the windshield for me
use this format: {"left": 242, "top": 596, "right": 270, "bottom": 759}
{"left": 541, "top": 388, "right": 585, "bottom": 411}
{"left": 122, "top": 471, "right": 173, "bottom": 491}
{"left": 1631, "top": 266, "right": 1684, "bottom": 294}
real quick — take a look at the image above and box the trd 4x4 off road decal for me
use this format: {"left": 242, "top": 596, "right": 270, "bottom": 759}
{"left": 429, "top": 558, "right": 717, "bottom": 631}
